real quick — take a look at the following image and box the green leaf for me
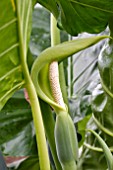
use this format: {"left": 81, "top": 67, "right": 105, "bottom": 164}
{"left": 2, "top": 123, "right": 36, "bottom": 156}
{"left": 0, "top": 1, "right": 23, "bottom": 110}
{"left": 0, "top": 90, "right": 37, "bottom": 156}
{"left": 0, "top": 0, "right": 32, "bottom": 110}
{"left": 58, "top": 0, "right": 113, "bottom": 35}
{"left": 0, "top": 92, "right": 31, "bottom": 145}
{"left": 31, "top": 35, "right": 109, "bottom": 112}
{"left": 39, "top": 0, "right": 113, "bottom": 35}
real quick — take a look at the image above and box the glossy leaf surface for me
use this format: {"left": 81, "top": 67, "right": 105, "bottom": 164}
{"left": 38, "top": 0, "right": 113, "bottom": 35}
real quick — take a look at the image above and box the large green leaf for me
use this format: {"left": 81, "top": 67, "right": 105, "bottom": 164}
{"left": 0, "top": 90, "right": 37, "bottom": 156}
{"left": 39, "top": 0, "right": 113, "bottom": 35}
{"left": 0, "top": 0, "right": 32, "bottom": 110}
{"left": 0, "top": 91, "right": 31, "bottom": 145}
{"left": 58, "top": 0, "right": 113, "bottom": 35}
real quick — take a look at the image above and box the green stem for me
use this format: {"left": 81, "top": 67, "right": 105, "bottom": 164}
{"left": 16, "top": 2, "right": 50, "bottom": 170}
{"left": 84, "top": 142, "right": 113, "bottom": 152}
{"left": 50, "top": 14, "right": 60, "bottom": 46}
{"left": 92, "top": 114, "right": 113, "bottom": 137}
{"left": 26, "top": 80, "right": 50, "bottom": 170}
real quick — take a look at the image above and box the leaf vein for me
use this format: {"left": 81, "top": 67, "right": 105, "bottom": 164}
{"left": 0, "top": 81, "right": 25, "bottom": 102}
{"left": 0, "top": 65, "right": 22, "bottom": 81}
{"left": 70, "top": 0, "right": 113, "bottom": 14}
{"left": 0, "top": 43, "right": 19, "bottom": 58}
{"left": 0, "top": 18, "right": 17, "bottom": 31}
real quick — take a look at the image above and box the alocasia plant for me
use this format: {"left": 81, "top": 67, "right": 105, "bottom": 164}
{"left": 0, "top": 0, "right": 113, "bottom": 170}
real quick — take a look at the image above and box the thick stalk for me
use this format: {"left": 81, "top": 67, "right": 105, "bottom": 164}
{"left": 16, "top": 2, "right": 50, "bottom": 169}
{"left": 26, "top": 80, "right": 50, "bottom": 170}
